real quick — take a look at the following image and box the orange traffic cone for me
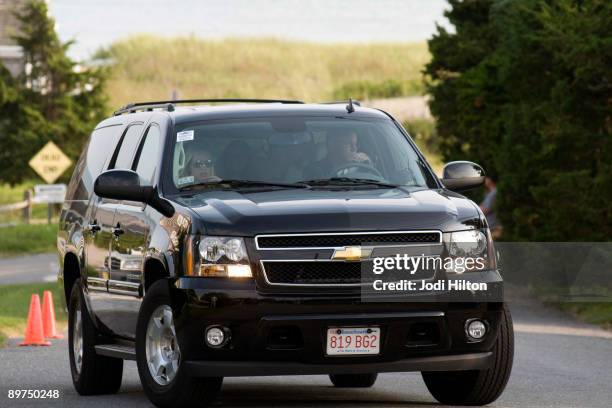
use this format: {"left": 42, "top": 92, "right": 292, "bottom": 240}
{"left": 19, "top": 294, "right": 51, "bottom": 346}
{"left": 42, "top": 290, "right": 63, "bottom": 339}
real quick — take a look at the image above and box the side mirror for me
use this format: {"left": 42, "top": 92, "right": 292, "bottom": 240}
{"left": 441, "top": 161, "right": 485, "bottom": 192}
{"left": 94, "top": 169, "right": 175, "bottom": 217}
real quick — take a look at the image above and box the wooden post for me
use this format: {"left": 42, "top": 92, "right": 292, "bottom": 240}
{"left": 23, "top": 189, "right": 32, "bottom": 224}
{"left": 47, "top": 203, "right": 52, "bottom": 224}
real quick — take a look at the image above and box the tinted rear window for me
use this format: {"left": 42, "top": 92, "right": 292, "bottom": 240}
{"left": 113, "top": 124, "right": 144, "bottom": 169}
{"left": 87, "top": 125, "right": 123, "bottom": 177}
{"left": 66, "top": 124, "right": 123, "bottom": 200}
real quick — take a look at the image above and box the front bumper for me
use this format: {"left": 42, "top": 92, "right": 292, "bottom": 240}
{"left": 172, "top": 274, "right": 504, "bottom": 377}
{"left": 186, "top": 352, "right": 493, "bottom": 377}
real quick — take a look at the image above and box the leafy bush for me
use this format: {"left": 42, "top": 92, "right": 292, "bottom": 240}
{"left": 426, "top": 0, "right": 611, "bottom": 242}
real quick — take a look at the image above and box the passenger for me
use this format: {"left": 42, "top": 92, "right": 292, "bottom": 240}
{"left": 184, "top": 148, "right": 215, "bottom": 183}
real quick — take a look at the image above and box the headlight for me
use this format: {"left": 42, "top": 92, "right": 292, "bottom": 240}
{"left": 121, "top": 259, "right": 141, "bottom": 271}
{"left": 444, "top": 230, "right": 493, "bottom": 274}
{"left": 448, "top": 230, "right": 487, "bottom": 258}
{"left": 200, "top": 237, "right": 248, "bottom": 263}
{"left": 191, "top": 236, "right": 252, "bottom": 278}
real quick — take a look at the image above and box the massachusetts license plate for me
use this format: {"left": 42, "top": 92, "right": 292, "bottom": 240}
{"left": 326, "top": 327, "right": 381, "bottom": 356}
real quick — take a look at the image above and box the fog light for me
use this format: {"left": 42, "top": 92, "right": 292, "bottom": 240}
{"left": 205, "top": 326, "right": 229, "bottom": 348}
{"left": 465, "top": 319, "right": 487, "bottom": 341}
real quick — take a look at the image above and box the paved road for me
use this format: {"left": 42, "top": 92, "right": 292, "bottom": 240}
{"left": 0, "top": 253, "right": 58, "bottom": 285}
{"left": 1, "top": 291, "right": 611, "bottom": 408}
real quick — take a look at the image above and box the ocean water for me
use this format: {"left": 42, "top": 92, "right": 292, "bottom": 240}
{"left": 49, "top": 0, "right": 450, "bottom": 59}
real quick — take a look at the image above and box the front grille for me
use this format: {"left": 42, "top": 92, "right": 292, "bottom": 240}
{"left": 263, "top": 261, "right": 362, "bottom": 285}
{"left": 257, "top": 231, "right": 441, "bottom": 249}
{"left": 110, "top": 258, "right": 121, "bottom": 270}
{"left": 104, "top": 257, "right": 121, "bottom": 270}
{"left": 262, "top": 260, "right": 438, "bottom": 286}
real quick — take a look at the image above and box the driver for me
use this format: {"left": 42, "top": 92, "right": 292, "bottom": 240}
{"left": 304, "top": 129, "right": 371, "bottom": 179}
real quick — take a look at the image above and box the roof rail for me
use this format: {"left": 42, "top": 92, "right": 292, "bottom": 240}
{"left": 320, "top": 99, "right": 362, "bottom": 107}
{"left": 113, "top": 98, "right": 304, "bottom": 116}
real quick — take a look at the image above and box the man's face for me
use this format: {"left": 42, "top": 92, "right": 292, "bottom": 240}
{"left": 189, "top": 150, "right": 214, "bottom": 180}
{"left": 328, "top": 133, "right": 358, "bottom": 163}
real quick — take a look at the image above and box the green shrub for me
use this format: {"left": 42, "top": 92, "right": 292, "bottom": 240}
{"left": 426, "top": 0, "right": 612, "bottom": 242}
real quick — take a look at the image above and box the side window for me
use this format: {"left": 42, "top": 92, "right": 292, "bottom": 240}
{"left": 134, "top": 125, "right": 161, "bottom": 184}
{"left": 87, "top": 125, "right": 123, "bottom": 177}
{"left": 113, "top": 124, "right": 144, "bottom": 169}
{"left": 72, "top": 124, "right": 123, "bottom": 198}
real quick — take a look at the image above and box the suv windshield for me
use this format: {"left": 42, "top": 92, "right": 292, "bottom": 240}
{"left": 169, "top": 117, "right": 436, "bottom": 192}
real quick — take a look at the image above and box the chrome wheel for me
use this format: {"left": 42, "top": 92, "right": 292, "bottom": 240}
{"left": 146, "top": 305, "right": 180, "bottom": 386}
{"left": 72, "top": 309, "right": 83, "bottom": 374}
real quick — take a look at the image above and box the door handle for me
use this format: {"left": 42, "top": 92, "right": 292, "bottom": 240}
{"left": 88, "top": 222, "right": 101, "bottom": 234}
{"left": 113, "top": 224, "right": 124, "bottom": 237}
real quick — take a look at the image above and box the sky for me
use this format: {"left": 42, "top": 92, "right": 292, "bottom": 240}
{"left": 48, "top": 0, "right": 451, "bottom": 59}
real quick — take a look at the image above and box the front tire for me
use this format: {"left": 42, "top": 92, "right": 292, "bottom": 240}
{"left": 329, "top": 373, "right": 378, "bottom": 388}
{"left": 136, "top": 280, "right": 223, "bottom": 408}
{"left": 422, "top": 304, "right": 514, "bottom": 406}
{"left": 68, "top": 281, "right": 123, "bottom": 395}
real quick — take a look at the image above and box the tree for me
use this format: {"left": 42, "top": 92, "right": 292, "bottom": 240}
{"left": 424, "top": 0, "right": 501, "bottom": 177}
{"left": 426, "top": 0, "right": 611, "bottom": 241}
{"left": 0, "top": 0, "right": 108, "bottom": 185}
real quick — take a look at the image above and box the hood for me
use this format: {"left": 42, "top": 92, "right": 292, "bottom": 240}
{"left": 171, "top": 188, "right": 483, "bottom": 236}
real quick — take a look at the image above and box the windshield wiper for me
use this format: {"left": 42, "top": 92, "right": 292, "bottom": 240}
{"left": 299, "top": 177, "right": 400, "bottom": 189}
{"left": 179, "top": 179, "right": 310, "bottom": 191}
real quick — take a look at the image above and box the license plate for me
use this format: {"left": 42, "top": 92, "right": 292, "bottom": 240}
{"left": 326, "top": 327, "right": 380, "bottom": 356}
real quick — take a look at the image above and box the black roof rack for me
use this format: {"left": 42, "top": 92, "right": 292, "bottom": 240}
{"left": 320, "top": 99, "right": 362, "bottom": 107}
{"left": 113, "top": 98, "right": 305, "bottom": 116}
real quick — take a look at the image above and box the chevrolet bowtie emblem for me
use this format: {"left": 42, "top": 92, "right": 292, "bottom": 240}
{"left": 331, "top": 246, "right": 373, "bottom": 261}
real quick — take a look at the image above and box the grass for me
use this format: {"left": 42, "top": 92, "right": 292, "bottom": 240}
{"left": 0, "top": 224, "right": 57, "bottom": 258}
{"left": 0, "top": 182, "right": 61, "bottom": 225}
{"left": 333, "top": 78, "right": 423, "bottom": 100}
{"left": 101, "top": 36, "right": 430, "bottom": 108}
{"left": 0, "top": 182, "right": 59, "bottom": 257}
{"left": 555, "top": 303, "right": 612, "bottom": 330}
{"left": 0, "top": 181, "right": 35, "bottom": 205}
{"left": 0, "top": 282, "right": 67, "bottom": 346}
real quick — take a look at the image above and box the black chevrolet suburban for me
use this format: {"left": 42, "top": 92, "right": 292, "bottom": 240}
{"left": 58, "top": 99, "right": 513, "bottom": 407}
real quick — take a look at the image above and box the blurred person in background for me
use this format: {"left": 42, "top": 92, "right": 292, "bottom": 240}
{"left": 480, "top": 175, "right": 502, "bottom": 239}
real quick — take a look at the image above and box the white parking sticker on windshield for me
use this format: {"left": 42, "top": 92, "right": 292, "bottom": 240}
{"left": 177, "top": 176, "right": 194, "bottom": 185}
{"left": 177, "top": 130, "right": 194, "bottom": 142}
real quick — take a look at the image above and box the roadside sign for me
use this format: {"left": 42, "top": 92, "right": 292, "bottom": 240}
{"left": 33, "top": 184, "right": 67, "bottom": 204}
{"left": 28, "top": 141, "right": 72, "bottom": 184}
